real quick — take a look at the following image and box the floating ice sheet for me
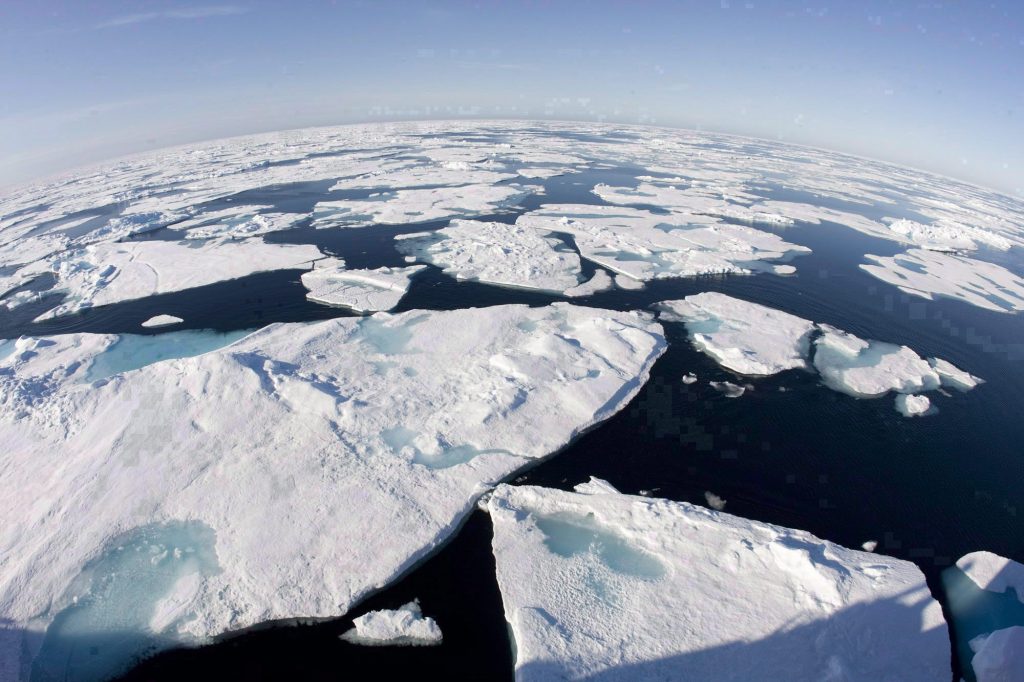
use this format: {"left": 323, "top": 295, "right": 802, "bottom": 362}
{"left": 812, "top": 324, "right": 940, "bottom": 398}
{"left": 140, "top": 314, "right": 183, "bottom": 328}
{"left": 300, "top": 258, "right": 425, "bottom": 312}
{"left": 0, "top": 303, "right": 665, "bottom": 680}
{"left": 487, "top": 484, "right": 949, "bottom": 681}
{"left": 957, "top": 552, "right": 1024, "bottom": 602}
{"left": 312, "top": 184, "right": 534, "bottom": 227}
{"left": 339, "top": 600, "right": 443, "bottom": 647}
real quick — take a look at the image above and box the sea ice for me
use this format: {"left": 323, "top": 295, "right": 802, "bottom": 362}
{"left": 656, "top": 292, "right": 816, "bottom": 375}
{"left": 895, "top": 393, "right": 932, "bottom": 417}
{"left": 710, "top": 380, "right": 746, "bottom": 398}
{"left": 969, "top": 626, "right": 1024, "bottom": 682}
{"left": 812, "top": 324, "right": 941, "bottom": 398}
{"left": 861, "top": 249, "right": 1024, "bottom": 314}
{"left": 563, "top": 270, "right": 614, "bottom": 298}
{"left": 681, "top": 372, "right": 698, "bottom": 384}
{"left": 140, "top": 315, "right": 184, "bottom": 328}
{"left": 15, "top": 239, "right": 324, "bottom": 320}
{"left": 339, "top": 600, "right": 443, "bottom": 647}
{"left": 300, "top": 258, "right": 425, "bottom": 312}
{"left": 395, "top": 219, "right": 583, "bottom": 293}
{"left": 312, "top": 184, "right": 534, "bottom": 227}
{"left": 0, "top": 303, "right": 665, "bottom": 680}
{"left": 883, "top": 218, "right": 1014, "bottom": 252}
{"left": 487, "top": 484, "right": 949, "bottom": 681}
{"left": 956, "top": 552, "right": 1024, "bottom": 602}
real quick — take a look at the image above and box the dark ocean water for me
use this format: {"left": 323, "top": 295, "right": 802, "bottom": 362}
{"left": 3, "top": 166, "right": 1023, "bottom": 681}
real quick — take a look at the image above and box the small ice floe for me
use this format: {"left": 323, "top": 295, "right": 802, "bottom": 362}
{"left": 703, "top": 490, "right": 726, "bottom": 511}
{"left": 861, "top": 540, "right": 878, "bottom": 552}
{"left": 969, "top": 626, "right": 1024, "bottom": 682}
{"left": 709, "top": 380, "right": 745, "bottom": 398}
{"left": 894, "top": 394, "right": 933, "bottom": 418}
{"left": 340, "top": 600, "right": 443, "bottom": 647}
{"left": 956, "top": 551, "right": 1024, "bottom": 600}
{"left": 681, "top": 372, "right": 698, "bottom": 384}
{"left": 564, "top": 270, "right": 614, "bottom": 298}
{"left": 140, "top": 315, "right": 184, "bottom": 329}
{"left": 301, "top": 258, "right": 425, "bottom": 313}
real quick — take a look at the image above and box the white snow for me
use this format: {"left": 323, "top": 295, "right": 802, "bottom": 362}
{"left": 895, "top": 393, "right": 932, "bottom": 417}
{"left": 395, "top": 219, "right": 583, "bottom": 293}
{"left": 956, "top": 552, "right": 1024, "bottom": 602}
{"left": 861, "top": 249, "right": 1024, "bottom": 314}
{"left": 0, "top": 303, "right": 665, "bottom": 680}
{"left": 969, "top": 626, "right": 1024, "bottom": 682}
{"left": 339, "top": 600, "right": 443, "bottom": 647}
{"left": 140, "top": 315, "right": 183, "bottom": 328}
{"left": 15, "top": 239, "right": 324, "bottom": 320}
{"left": 300, "top": 258, "right": 425, "bottom": 312}
{"left": 656, "top": 292, "right": 816, "bottom": 376}
{"left": 487, "top": 484, "right": 949, "bottom": 681}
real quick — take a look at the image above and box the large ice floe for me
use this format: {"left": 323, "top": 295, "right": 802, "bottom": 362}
{"left": 487, "top": 482, "right": 949, "bottom": 681}
{"left": 300, "top": 257, "right": 425, "bottom": 312}
{"left": 861, "top": 248, "right": 1024, "bottom": 313}
{"left": 515, "top": 204, "right": 811, "bottom": 284}
{"left": 395, "top": 219, "right": 583, "bottom": 293}
{"left": 0, "top": 303, "right": 665, "bottom": 681}
{"left": 9, "top": 239, "right": 324, "bottom": 321}
{"left": 339, "top": 600, "right": 443, "bottom": 647}
{"left": 656, "top": 292, "right": 982, "bottom": 413}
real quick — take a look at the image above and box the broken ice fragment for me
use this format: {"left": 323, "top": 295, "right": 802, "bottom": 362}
{"left": 339, "top": 600, "right": 443, "bottom": 647}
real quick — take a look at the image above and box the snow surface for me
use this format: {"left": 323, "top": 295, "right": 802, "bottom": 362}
{"left": 956, "top": 552, "right": 1024, "bottom": 602}
{"left": 13, "top": 239, "right": 324, "bottom": 321}
{"left": 487, "top": 484, "right": 949, "bottom": 681}
{"left": 300, "top": 258, "right": 425, "bottom": 312}
{"left": 656, "top": 292, "right": 816, "bottom": 375}
{"left": 140, "top": 315, "right": 183, "bottom": 328}
{"left": 0, "top": 303, "right": 665, "bottom": 680}
{"left": 339, "top": 600, "right": 443, "bottom": 647}
{"left": 861, "top": 249, "right": 1024, "bottom": 314}
{"left": 969, "top": 626, "right": 1024, "bottom": 682}
{"left": 895, "top": 394, "right": 932, "bottom": 417}
{"left": 395, "top": 219, "right": 583, "bottom": 293}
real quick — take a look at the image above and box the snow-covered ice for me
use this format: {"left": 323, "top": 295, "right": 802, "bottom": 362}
{"left": 300, "top": 258, "right": 425, "bottom": 312}
{"left": 0, "top": 303, "right": 665, "bottom": 680}
{"left": 812, "top": 324, "right": 941, "bottom": 398}
{"left": 339, "top": 600, "right": 443, "bottom": 647}
{"left": 930, "top": 357, "right": 984, "bottom": 391}
{"left": 956, "top": 552, "right": 1024, "bottom": 602}
{"left": 895, "top": 393, "right": 932, "bottom": 417}
{"left": 861, "top": 249, "right": 1024, "bottom": 314}
{"left": 969, "top": 626, "right": 1024, "bottom": 682}
{"left": 882, "top": 218, "right": 1014, "bottom": 253}
{"left": 487, "top": 484, "right": 949, "bottom": 681}
{"left": 140, "top": 315, "right": 183, "bottom": 328}
{"left": 563, "top": 270, "right": 614, "bottom": 298}
{"left": 656, "top": 292, "right": 816, "bottom": 376}
{"left": 312, "top": 184, "right": 534, "bottom": 227}
{"left": 395, "top": 219, "right": 583, "bottom": 293}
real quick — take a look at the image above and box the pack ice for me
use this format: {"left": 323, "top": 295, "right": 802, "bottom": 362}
{"left": 0, "top": 303, "right": 665, "bottom": 681}
{"left": 656, "top": 292, "right": 982, "bottom": 412}
{"left": 300, "top": 258, "right": 425, "bottom": 312}
{"left": 339, "top": 600, "right": 443, "bottom": 647}
{"left": 487, "top": 482, "right": 949, "bottom": 681}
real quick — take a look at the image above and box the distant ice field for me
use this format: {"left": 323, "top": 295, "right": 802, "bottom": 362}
{"left": 1, "top": 121, "right": 1022, "bottom": 682}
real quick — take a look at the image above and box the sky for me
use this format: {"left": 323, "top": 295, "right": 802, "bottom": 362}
{"left": 1, "top": 0, "right": 1022, "bottom": 195}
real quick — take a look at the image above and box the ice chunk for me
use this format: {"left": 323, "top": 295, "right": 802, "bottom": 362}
{"left": 861, "top": 249, "right": 1024, "bottom": 314}
{"left": 339, "top": 600, "right": 443, "bottom": 647}
{"left": 862, "top": 541, "right": 878, "bottom": 552}
{"left": 969, "top": 626, "right": 1024, "bottom": 682}
{"left": 956, "top": 552, "right": 1024, "bottom": 602}
{"left": 710, "top": 380, "right": 746, "bottom": 397}
{"left": 681, "top": 372, "right": 698, "bottom": 384}
{"left": 894, "top": 393, "right": 932, "bottom": 417}
{"left": 140, "top": 314, "right": 184, "bottom": 328}
{"left": 813, "top": 324, "right": 940, "bottom": 398}
{"left": 573, "top": 477, "right": 620, "bottom": 495}
{"left": 301, "top": 258, "right": 425, "bottom": 312}
{"left": 563, "top": 270, "right": 614, "bottom": 298}
{"left": 657, "top": 292, "right": 816, "bottom": 375}
{"left": 19, "top": 239, "right": 324, "bottom": 320}
{"left": 395, "top": 219, "right": 583, "bottom": 294}
{"left": 703, "top": 490, "right": 726, "bottom": 510}
{"left": 929, "top": 357, "right": 984, "bottom": 391}
{"left": 487, "top": 484, "right": 950, "bottom": 681}
{"left": 516, "top": 204, "right": 810, "bottom": 281}
{"left": 0, "top": 304, "right": 666, "bottom": 678}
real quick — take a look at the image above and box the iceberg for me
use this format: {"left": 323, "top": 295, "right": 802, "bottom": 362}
{"left": 140, "top": 315, "right": 184, "bottom": 328}
{"left": 395, "top": 219, "right": 583, "bottom": 293}
{"left": 0, "top": 303, "right": 665, "bottom": 681}
{"left": 656, "top": 292, "right": 816, "bottom": 375}
{"left": 487, "top": 484, "right": 949, "bottom": 681}
{"left": 339, "top": 600, "right": 443, "bottom": 647}
{"left": 860, "top": 249, "right": 1024, "bottom": 314}
{"left": 300, "top": 258, "right": 425, "bottom": 312}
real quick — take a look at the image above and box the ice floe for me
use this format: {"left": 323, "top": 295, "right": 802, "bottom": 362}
{"left": 516, "top": 204, "right": 810, "bottom": 283}
{"left": 861, "top": 249, "right": 1024, "bottom": 314}
{"left": 395, "top": 219, "right": 583, "bottom": 293}
{"left": 563, "top": 270, "right": 614, "bottom": 298}
{"left": 300, "top": 258, "right": 425, "bottom": 312}
{"left": 0, "top": 303, "right": 665, "bottom": 680}
{"left": 487, "top": 483, "right": 949, "bottom": 681}
{"left": 339, "top": 600, "right": 443, "bottom": 647}
{"left": 883, "top": 218, "right": 1015, "bottom": 252}
{"left": 710, "top": 380, "right": 747, "bottom": 398}
{"left": 656, "top": 292, "right": 816, "bottom": 376}
{"left": 656, "top": 293, "right": 981, "bottom": 414}
{"left": 312, "top": 184, "right": 534, "bottom": 227}
{"left": 956, "top": 552, "right": 1024, "bottom": 601}
{"left": 140, "top": 314, "right": 183, "bottom": 328}
{"left": 969, "top": 626, "right": 1024, "bottom": 682}
{"left": 11, "top": 239, "right": 324, "bottom": 321}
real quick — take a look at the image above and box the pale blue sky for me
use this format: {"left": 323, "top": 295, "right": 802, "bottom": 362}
{"left": 1, "top": 1, "right": 1022, "bottom": 194}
